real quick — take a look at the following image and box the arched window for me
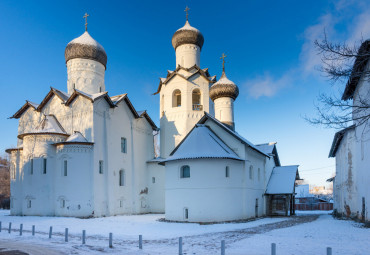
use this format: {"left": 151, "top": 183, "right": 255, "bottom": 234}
{"left": 172, "top": 89, "right": 181, "bottom": 107}
{"left": 180, "top": 165, "right": 190, "bottom": 178}
{"left": 192, "top": 89, "right": 201, "bottom": 105}
{"left": 119, "top": 170, "right": 125, "bottom": 186}
{"left": 249, "top": 165, "right": 254, "bottom": 180}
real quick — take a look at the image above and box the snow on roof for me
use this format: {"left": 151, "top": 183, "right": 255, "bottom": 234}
{"left": 199, "top": 113, "right": 268, "bottom": 157}
{"left": 265, "top": 165, "right": 299, "bottom": 194}
{"left": 68, "top": 31, "right": 105, "bottom": 51}
{"left": 29, "top": 115, "right": 67, "bottom": 135}
{"left": 65, "top": 131, "right": 88, "bottom": 143}
{"left": 52, "top": 87, "right": 70, "bottom": 101}
{"left": 27, "top": 101, "right": 39, "bottom": 109}
{"left": 163, "top": 124, "right": 242, "bottom": 163}
{"left": 255, "top": 142, "right": 277, "bottom": 155}
{"left": 214, "top": 72, "right": 235, "bottom": 86}
{"left": 136, "top": 110, "right": 145, "bottom": 116}
{"left": 177, "top": 20, "right": 200, "bottom": 32}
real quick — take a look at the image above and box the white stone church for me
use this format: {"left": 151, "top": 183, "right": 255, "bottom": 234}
{"left": 6, "top": 14, "right": 300, "bottom": 222}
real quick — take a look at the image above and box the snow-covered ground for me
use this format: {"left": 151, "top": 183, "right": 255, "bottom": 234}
{"left": 0, "top": 210, "right": 368, "bottom": 254}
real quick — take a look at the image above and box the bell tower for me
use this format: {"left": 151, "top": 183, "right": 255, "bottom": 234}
{"left": 157, "top": 8, "right": 215, "bottom": 158}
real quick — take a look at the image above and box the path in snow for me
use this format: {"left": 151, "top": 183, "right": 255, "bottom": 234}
{"left": 0, "top": 240, "right": 65, "bottom": 255}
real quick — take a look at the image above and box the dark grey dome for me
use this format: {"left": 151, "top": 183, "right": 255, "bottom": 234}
{"left": 172, "top": 21, "right": 204, "bottom": 50}
{"left": 209, "top": 72, "right": 239, "bottom": 101}
{"left": 65, "top": 31, "right": 107, "bottom": 69}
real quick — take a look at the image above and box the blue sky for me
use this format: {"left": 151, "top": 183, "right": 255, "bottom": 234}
{"left": 0, "top": 0, "right": 369, "bottom": 186}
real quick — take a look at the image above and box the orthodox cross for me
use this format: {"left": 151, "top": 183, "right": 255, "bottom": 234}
{"left": 185, "top": 6, "right": 190, "bottom": 21}
{"left": 220, "top": 53, "right": 227, "bottom": 72}
{"left": 83, "top": 13, "right": 89, "bottom": 31}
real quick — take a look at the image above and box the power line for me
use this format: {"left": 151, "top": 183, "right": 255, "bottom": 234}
{"left": 299, "top": 165, "right": 335, "bottom": 172}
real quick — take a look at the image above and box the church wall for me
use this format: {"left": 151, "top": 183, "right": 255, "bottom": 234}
{"left": 17, "top": 107, "right": 42, "bottom": 147}
{"left": 244, "top": 147, "right": 268, "bottom": 218}
{"left": 146, "top": 162, "right": 165, "bottom": 213}
{"left": 54, "top": 144, "right": 94, "bottom": 217}
{"left": 9, "top": 150, "right": 23, "bottom": 215}
{"left": 333, "top": 129, "right": 358, "bottom": 219}
{"left": 165, "top": 159, "right": 255, "bottom": 222}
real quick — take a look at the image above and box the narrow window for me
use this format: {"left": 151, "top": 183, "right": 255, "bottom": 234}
{"left": 43, "top": 158, "right": 47, "bottom": 174}
{"left": 249, "top": 165, "right": 254, "bottom": 180}
{"left": 119, "top": 170, "right": 125, "bottom": 186}
{"left": 63, "top": 160, "right": 68, "bottom": 176}
{"left": 180, "top": 165, "right": 190, "bottom": 178}
{"left": 27, "top": 200, "right": 31, "bottom": 208}
{"left": 172, "top": 89, "right": 181, "bottom": 107}
{"left": 258, "top": 168, "right": 261, "bottom": 181}
{"left": 119, "top": 200, "right": 123, "bottom": 208}
{"left": 99, "top": 160, "right": 103, "bottom": 174}
{"left": 192, "top": 89, "right": 201, "bottom": 105}
{"left": 152, "top": 177, "right": 156, "bottom": 184}
{"left": 121, "top": 137, "right": 127, "bottom": 153}
{"left": 184, "top": 208, "right": 189, "bottom": 220}
{"left": 225, "top": 166, "right": 230, "bottom": 178}
{"left": 30, "top": 159, "right": 33, "bottom": 175}
{"left": 61, "top": 199, "right": 65, "bottom": 208}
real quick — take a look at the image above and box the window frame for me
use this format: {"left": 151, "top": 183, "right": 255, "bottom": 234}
{"left": 180, "top": 165, "right": 190, "bottom": 178}
{"left": 30, "top": 158, "right": 34, "bottom": 175}
{"left": 172, "top": 89, "right": 182, "bottom": 107}
{"left": 121, "top": 137, "right": 127, "bottom": 153}
{"left": 119, "top": 169, "right": 125, "bottom": 186}
{"left": 99, "top": 160, "right": 104, "bottom": 174}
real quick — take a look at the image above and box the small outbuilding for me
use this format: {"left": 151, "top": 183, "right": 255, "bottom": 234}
{"left": 265, "top": 165, "right": 300, "bottom": 216}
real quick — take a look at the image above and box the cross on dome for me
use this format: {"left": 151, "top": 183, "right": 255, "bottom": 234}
{"left": 185, "top": 6, "right": 190, "bottom": 21}
{"left": 83, "top": 13, "right": 90, "bottom": 31}
{"left": 220, "top": 53, "right": 227, "bottom": 73}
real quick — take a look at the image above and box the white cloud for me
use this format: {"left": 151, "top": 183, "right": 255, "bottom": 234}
{"left": 243, "top": 0, "right": 370, "bottom": 99}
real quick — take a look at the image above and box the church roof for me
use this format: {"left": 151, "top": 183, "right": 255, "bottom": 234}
{"left": 154, "top": 65, "right": 216, "bottom": 95}
{"left": 11, "top": 88, "right": 158, "bottom": 130}
{"left": 65, "top": 31, "right": 107, "bottom": 69}
{"left": 256, "top": 142, "right": 281, "bottom": 166}
{"left": 342, "top": 40, "right": 370, "bottom": 100}
{"left": 265, "top": 165, "right": 300, "bottom": 195}
{"left": 197, "top": 113, "right": 269, "bottom": 157}
{"left": 172, "top": 20, "right": 204, "bottom": 50}
{"left": 328, "top": 125, "right": 355, "bottom": 157}
{"left": 53, "top": 131, "right": 94, "bottom": 146}
{"left": 18, "top": 115, "right": 68, "bottom": 139}
{"left": 209, "top": 71, "right": 239, "bottom": 101}
{"left": 162, "top": 124, "right": 242, "bottom": 164}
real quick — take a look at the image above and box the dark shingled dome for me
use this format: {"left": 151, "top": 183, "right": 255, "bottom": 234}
{"left": 65, "top": 31, "right": 107, "bottom": 69}
{"left": 209, "top": 72, "right": 239, "bottom": 101}
{"left": 172, "top": 21, "right": 204, "bottom": 50}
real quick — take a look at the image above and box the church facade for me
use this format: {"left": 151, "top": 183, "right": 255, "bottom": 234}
{"left": 7, "top": 14, "right": 299, "bottom": 222}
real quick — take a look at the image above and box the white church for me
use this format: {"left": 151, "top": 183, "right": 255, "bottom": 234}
{"left": 6, "top": 12, "right": 300, "bottom": 222}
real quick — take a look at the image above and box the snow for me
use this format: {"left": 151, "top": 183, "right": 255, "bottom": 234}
{"left": 110, "top": 94, "right": 127, "bottom": 104}
{"left": 65, "top": 131, "right": 88, "bottom": 143}
{"left": 0, "top": 210, "right": 369, "bottom": 254}
{"left": 214, "top": 72, "right": 235, "bottom": 85}
{"left": 51, "top": 87, "right": 70, "bottom": 102}
{"left": 68, "top": 31, "right": 105, "bottom": 51}
{"left": 27, "top": 101, "right": 39, "bottom": 109}
{"left": 177, "top": 20, "right": 200, "bottom": 32}
{"left": 164, "top": 124, "right": 242, "bottom": 162}
{"left": 255, "top": 142, "right": 277, "bottom": 155}
{"left": 30, "top": 115, "right": 66, "bottom": 135}
{"left": 266, "top": 165, "right": 299, "bottom": 194}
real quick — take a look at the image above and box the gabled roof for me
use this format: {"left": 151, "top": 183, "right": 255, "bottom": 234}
{"left": 197, "top": 113, "right": 269, "bottom": 157}
{"left": 342, "top": 40, "right": 370, "bottom": 100}
{"left": 328, "top": 125, "right": 355, "bottom": 157}
{"left": 265, "top": 165, "right": 300, "bottom": 195}
{"left": 65, "top": 89, "right": 115, "bottom": 107}
{"left": 161, "top": 124, "right": 242, "bottom": 164}
{"left": 256, "top": 142, "right": 281, "bottom": 166}
{"left": 11, "top": 87, "right": 158, "bottom": 130}
{"left": 154, "top": 65, "right": 216, "bottom": 95}
{"left": 11, "top": 100, "right": 39, "bottom": 119}
{"left": 18, "top": 115, "right": 68, "bottom": 139}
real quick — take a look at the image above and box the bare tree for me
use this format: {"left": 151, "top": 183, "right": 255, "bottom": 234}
{"left": 306, "top": 32, "right": 370, "bottom": 129}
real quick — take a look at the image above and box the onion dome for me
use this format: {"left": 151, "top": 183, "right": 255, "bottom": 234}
{"left": 172, "top": 21, "right": 204, "bottom": 50}
{"left": 209, "top": 71, "right": 239, "bottom": 101}
{"left": 65, "top": 31, "right": 107, "bottom": 69}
